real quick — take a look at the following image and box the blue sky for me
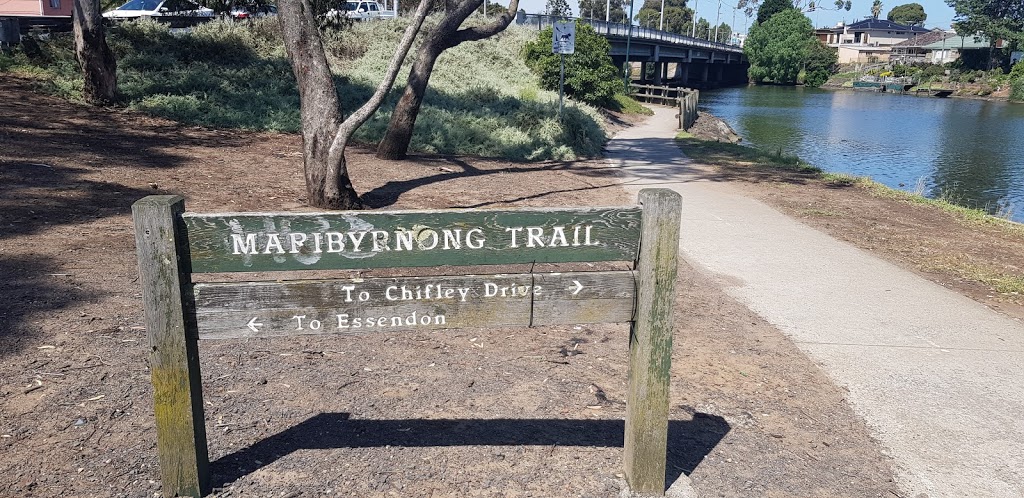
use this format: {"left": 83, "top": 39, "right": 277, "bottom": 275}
{"left": 514, "top": 0, "right": 958, "bottom": 32}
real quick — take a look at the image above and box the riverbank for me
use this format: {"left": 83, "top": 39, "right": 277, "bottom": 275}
{"left": 679, "top": 111, "right": 1024, "bottom": 320}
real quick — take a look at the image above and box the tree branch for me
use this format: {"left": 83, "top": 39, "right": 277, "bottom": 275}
{"left": 452, "top": 0, "right": 521, "bottom": 45}
{"left": 330, "top": 0, "right": 433, "bottom": 157}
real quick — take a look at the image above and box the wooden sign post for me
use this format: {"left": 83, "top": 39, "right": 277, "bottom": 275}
{"left": 133, "top": 189, "right": 681, "bottom": 497}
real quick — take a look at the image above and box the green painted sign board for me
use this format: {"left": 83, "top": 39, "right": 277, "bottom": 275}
{"left": 133, "top": 191, "right": 681, "bottom": 497}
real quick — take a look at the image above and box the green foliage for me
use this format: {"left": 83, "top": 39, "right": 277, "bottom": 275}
{"left": 579, "top": 0, "right": 628, "bottom": 21}
{"left": 716, "top": 22, "right": 732, "bottom": 43}
{"left": 804, "top": 41, "right": 837, "bottom": 87}
{"left": 756, "top": 0, "right": 793, "bottom": 24}
{"left": 633, "top": 0, "right": 693, "bottom": 33}
{"left": 948, "top": 0, "right": 1023, "bottom": 50}
{"left": 694, "top": 17, "right": 710, "bottom": 39}
{"left": 1011, "top": 60, "right": 1024, "bottom": 101}
{"left": 545, "top": 0, "right": 571, "bottom": 17}
{"left": 745, "top": 9, "right": 814, "bottom": 84}
{"left": 6, "top": 18, "right": 607, "bottom": 161}
{"left": 523, "top": 22, "right": 621, "bottom": 107}
{"left": 886, "top": 2, "right": 927, "bottom": 25}
{"left": 871, "top": 0, "right": 883, "bottom": 19}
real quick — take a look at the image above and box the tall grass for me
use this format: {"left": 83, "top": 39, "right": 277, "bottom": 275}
{"left": 1, "top": 18, "right": 607, "bottom": 160}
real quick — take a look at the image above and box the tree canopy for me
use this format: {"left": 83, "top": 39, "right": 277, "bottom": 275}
{"left": 756, "top": 0, "right": 794, "bottom": 23}
{"left": 632, "top": 0, "right": 693, "bottom": 32}
{"left": 545, "top": 0, "right": 571, "bottom": 16}
{"left": 579, "top": 0, "right": 628, "bottom": 21}
{"left": 695, "top": 17, "right": 711, "bottom": 38}
{"left": 745, "top": 8, "right": 814, "bottom": 84}
{"left": 887, "top": 2, "right": 927, "bottom": 25}
{"left": 947, "top": 0, "right": 1024, "bottom": 49}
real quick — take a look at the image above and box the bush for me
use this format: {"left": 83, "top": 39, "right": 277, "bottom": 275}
{"left": 522, "top": 22, "right": 621, "bottom": 107}
{"left": 1011, "top": 60, "right": 1024, "bottom": 102}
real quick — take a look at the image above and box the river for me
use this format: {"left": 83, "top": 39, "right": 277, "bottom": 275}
{"left": 699, "top": 86, "right": 1024, "bottom": 223}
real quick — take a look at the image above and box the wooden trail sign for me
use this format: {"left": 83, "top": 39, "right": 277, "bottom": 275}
{"left": 133, "top": 189, "right": 681, "bottom": 497}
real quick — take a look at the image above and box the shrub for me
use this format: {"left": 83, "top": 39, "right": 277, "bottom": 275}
{"left": 1010, "top": 60, "right": 1024, "bottom": 102}
{"left": 522, "top": 22, "right": 621, "bottom": 107}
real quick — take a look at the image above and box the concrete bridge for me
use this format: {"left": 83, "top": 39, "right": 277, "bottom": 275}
{"left": 516, "top": 13, "right": 749, "bottom": 88}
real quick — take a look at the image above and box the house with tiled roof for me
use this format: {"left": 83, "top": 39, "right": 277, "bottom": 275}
{"left": 823, "top": 18, "right": 931, "bottom": 63}
{"left": 890, "top": 30, "right": 956, "bottom": 64}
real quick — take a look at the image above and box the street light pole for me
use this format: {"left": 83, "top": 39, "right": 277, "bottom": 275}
{"left": 659, "top": 0, "right": 665, "bottom": 30}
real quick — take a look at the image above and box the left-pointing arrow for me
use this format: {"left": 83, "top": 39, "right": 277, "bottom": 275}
{"left": 247, "top": 317, "right": 263, "bottom": 332}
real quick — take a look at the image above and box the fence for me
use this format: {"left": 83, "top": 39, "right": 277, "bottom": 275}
{"left": 630, "top": 83, "right": 699, "bottom": 131}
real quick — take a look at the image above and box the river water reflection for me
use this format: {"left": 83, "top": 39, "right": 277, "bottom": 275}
{"left": 700, "top": 86, "right": 1024, "bottom": 222}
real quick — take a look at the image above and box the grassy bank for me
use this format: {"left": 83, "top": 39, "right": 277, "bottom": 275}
{"left": 0, "top": 18, "right": 610, "bottom": 161}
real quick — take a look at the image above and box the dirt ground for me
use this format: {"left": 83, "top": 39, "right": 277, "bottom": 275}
{"left": 1, "top": 77, "right": 910, "bottom": 497}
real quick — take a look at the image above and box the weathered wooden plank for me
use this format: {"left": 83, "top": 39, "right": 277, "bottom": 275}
{"left": 624, "top": 189, "right": 681, "bottom": 496}
{"left": 132, "top": 196, "right": 210, "bottom": 498}
{"left": 183, "top": 207, "right": 642, "bottom": 273}
{"left": 192, "top": 271, "right": 637, "bottom": 339}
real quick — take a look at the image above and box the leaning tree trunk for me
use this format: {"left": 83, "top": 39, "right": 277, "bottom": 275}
{"left": 375, "top": 36, "right": 446, "bottom": 160}
{"left": 376, "top": 0, "right": 520, "bottom": 160}
{"left": 278, "top": 0, "right": 432, "bottom": 208}
{"left": 72, "top": 0, "right": 117, "bottom": 104}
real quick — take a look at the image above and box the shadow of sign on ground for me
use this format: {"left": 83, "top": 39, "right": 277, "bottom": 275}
{"left": 209, "top": 414, "right": 731, "bottom": 491}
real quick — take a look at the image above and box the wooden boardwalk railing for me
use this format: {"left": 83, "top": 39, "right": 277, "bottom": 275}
{"left": 629, "top": 83, "right": 699, "bottom": 131}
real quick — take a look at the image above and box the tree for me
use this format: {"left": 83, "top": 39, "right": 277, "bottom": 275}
{"left": 376, "top": 0, "right": 522, "bottom": 160}
{"left": 72, "top": 0, "right": 117, "bottom": 104}
{"left": 871, "top": 0, "right": 883, "bottom": 18}
{"left": 744, "top": 8, "right": 814, "bottom": 84}
{"left": 887, "top": 2, "right": 926, "bottom": 25}
{"left": 739, "top": 0, "right": 850, "bottom": 20}
{"left": 580, "top": 0, "right": 628, "bottom": 20}
{"left": 757, "top": 0, "right": 794, "bottom": 23}
{"left": 546, "top": 0, "right": 571, "bottom": 16}
{"left": 804, "top": 40, "right": 838, "bottom": 86}
{"left": 632, "top": 0, "right": 692, "bottom": 31}
{"left": 523, "top": 22, "right": 621, "bottom": 105}
{"left": 695, "top": 17, "right": 711, "bottom": 38}
{"left": 716, "top": 22, "right": 732, "bottom": 42}
{"left": 947, "top": 0, "right": 1024, "bottom": 49}
{"left": 277, "top": 0, "right": 432, "bottom": 209}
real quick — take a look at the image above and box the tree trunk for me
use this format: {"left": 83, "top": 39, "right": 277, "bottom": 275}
{"left": 376, "top": 0, "right": 520, "bottom": 160}
{"left": 278, "top": 0, "right": 362, "bottom": 210}
{"left": 72, "top": 0, "right": 117, "bottom": 104}
{"left": 376, "top": 37, "right": 446, "bottom": 160}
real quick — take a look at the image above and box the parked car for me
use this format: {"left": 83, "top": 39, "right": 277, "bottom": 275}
{"left": 102, "top": 0, "right": 214, "bottom": 18}
{"left": 229, "top": 4, "right": 276, "bottom": 19}
{"left": 324, "top": 0, "right": 395, "bottom": 21}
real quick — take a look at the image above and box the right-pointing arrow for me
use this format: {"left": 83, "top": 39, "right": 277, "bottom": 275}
{"left": 571, "top": 280, "right": 583, "bottom": 296}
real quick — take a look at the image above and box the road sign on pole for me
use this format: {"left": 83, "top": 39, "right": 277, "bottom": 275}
{"left": 551, "top": 21, "right": 575, "bottom": 54}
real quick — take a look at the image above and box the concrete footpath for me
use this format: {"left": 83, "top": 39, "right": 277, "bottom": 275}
{"left": 607, "top": 107, "right": 1024, "bottom": 497}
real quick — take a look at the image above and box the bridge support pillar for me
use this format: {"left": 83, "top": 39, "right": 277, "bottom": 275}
{"left": 653, "top": 62, "right": 663, "bottom": 85}
{"left": 701, "top": 63, "right": 709, "bottom": 83}
{"left": 714, "top": 64, "right": 724, "bottom": 82}
{"left": 675, "top": 63, "right": 689, "bottom": 86}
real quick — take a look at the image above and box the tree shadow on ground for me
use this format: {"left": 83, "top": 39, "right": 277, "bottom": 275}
{"left": 0, "top": 255, "right": 91, "bottom": 356}
{"left": 210, "top": 413, "right": 730, "bottom": 492}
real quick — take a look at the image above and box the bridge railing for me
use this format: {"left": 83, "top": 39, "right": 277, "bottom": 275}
{"left": 516, "top": 13, "right": 743, "bottom": 53}
{"left": 629, "top": 83, "right": 699, "bottom": 131}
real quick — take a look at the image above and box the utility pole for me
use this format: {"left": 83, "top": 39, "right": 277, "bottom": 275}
{"left": 691, "top": 0, "right": 698, "bottom": 36}
{"left": 714, "top": 0, "right": 721, "bottom": 42}
{"left": 606, "top": 0, "right": 610, "bottom": 21}
{"left": 659, "top": 0, "right": 665, "bottom": 30}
